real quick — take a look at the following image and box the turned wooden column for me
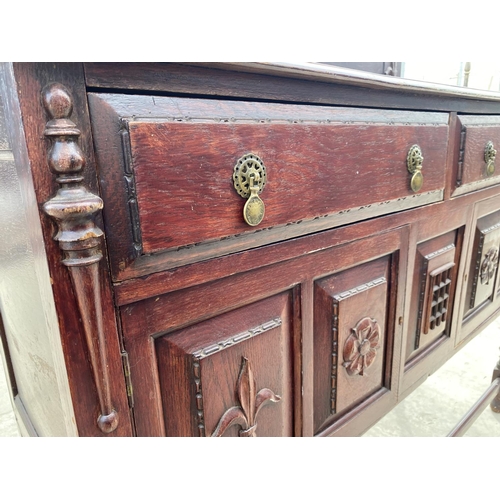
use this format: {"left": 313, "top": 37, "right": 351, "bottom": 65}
{"left": 41, "top": 82, "right": 118, "bottom": 433}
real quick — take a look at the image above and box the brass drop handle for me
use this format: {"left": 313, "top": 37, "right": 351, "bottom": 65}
{"left": 407, "top": 144, "right": 424, "bottom": 193}
{"left": 244, "top": 171, "right": 266, "bottom": 226}
{"left": 485, "top": 141, "right": 496, "bottom": 177}
{"left": 233, "top": 153, "right": 267, "bottom": 226}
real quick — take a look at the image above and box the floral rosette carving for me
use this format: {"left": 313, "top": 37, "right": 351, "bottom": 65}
{"left": 480, "top": 246, "right": 499, "bottom": 285}
{"left": 343, "top": 317, "right": 381, "bottom": 377}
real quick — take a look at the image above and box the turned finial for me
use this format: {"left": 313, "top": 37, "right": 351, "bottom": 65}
{"left": 42, "top": 82, "right": 73, "bottom": 120}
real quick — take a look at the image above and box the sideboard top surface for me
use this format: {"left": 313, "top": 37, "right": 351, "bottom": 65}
{"left": 83, "top": 62, "right": 500, "bottom": 115}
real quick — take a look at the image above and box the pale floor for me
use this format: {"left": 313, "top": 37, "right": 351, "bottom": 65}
{"left": 1, "top": 318, "right": 499, "bottom": 437}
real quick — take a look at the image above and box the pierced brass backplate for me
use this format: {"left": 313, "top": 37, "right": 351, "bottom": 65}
{"left": 407, "top": 144, "right": 424, "bottom": 193}
{"left": 233, "top": 154, "right": 267, "bottom": 226}
{"left": 485, "top": 141, "right": 497, "bottom": 177}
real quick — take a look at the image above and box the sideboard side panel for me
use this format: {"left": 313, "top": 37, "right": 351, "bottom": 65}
{"left": 0, "top": 63, "right": 77, "bottom": 436}
{"left": 9, "top": 63, "right": 133, "bottom": 436}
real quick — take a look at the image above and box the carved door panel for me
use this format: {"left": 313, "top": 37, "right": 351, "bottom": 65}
{"left": 405, "top": 229, "right": 463, "bottom": 364}
{"left": 466, "top": 211, "right": 500, "bottom": 314}
{"left": 312, "top": 228, "right": 407, "bottom": 436}
{"left": 459, "top": 202, "right": 500, "bottom": 343}
{"left": 156, "top": 293, "right": 294, "bottom": 437}
{"left": 120, "top": 275, "right": 298, "bottom": 437}
{"left": 120, "top": 224, "right": 407, "bottom": 437}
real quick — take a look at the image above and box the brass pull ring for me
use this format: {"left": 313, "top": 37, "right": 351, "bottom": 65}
{"left": 407, "top": 144, "right": 424, "bottom": 193}
{"left": 485, "top": 141, "right": 496, "bottom": 177}
{"left": 233, "top": 153, "right": 267, "bottom": 226}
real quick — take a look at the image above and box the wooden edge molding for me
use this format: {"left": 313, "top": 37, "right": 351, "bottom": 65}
{"left": 189, "top": 63, "right": 500, "bottom": 102}
{"left": 41, "top": 82, "right": 118, "bottom": 433}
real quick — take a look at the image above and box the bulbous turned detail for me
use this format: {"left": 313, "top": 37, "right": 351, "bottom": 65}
{"left": 41, "top": 81, "right": 118, "bottom": 434}
{"left": 98, "top": 410, "right": 119, "bottom": 434}
{"left": 41, "top": 83, "right": 104, "bottom": 257}
{"left": 42, "top": 82, "right": 73, "bottom": 119}
{"left": 47, "top": 139, "right": 86, "bottom": 178}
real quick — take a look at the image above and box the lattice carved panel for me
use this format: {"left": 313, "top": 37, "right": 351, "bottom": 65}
{"left": 415, "top": 244, "right": 456, "bottom": 350}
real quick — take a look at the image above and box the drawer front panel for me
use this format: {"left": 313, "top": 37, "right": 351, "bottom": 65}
{"left": 130, "top": 120, "right": 447, "bottom": 254}
{"left": 89, "top": 94, "right": 448, "bottom": 279}
{"left": 455, "top": 115, "right": 500, "bottom": 195}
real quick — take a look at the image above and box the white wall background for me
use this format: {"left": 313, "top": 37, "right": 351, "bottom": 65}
{"left": 402, "top": 61, "right": 500, "bottom": 92}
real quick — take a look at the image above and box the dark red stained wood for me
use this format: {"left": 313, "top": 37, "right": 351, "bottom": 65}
{"left": 455, "top": 115, "right": 500, "bottom": 192}
{"left": 88, "top": 92, "right": 448, "bottom": 280}
{"left": 398, "top": 199, "right": 471, "bottom": 396}
{"left": 130, "top": 120, "right": 447, "bottom": 254}
{"left": 462, "top": 206, "right": 500, "bottom": 330}
{"left": 121, "top": 262, "right": 307, "bottom": 437}
{"left": 10, "top": 63, "right": 132, "bottom": 436}
{"left": 314, "top": 256, "right": 391, "bottom": 433}
{"left": 120, "top": 226, "right": 407, "bottom": 436}
{"left": 156, "top": 292, "right": 294, "bottom": 437}
{"left": 404, "top": 230, "right": 460, "bottom": 364}
{"left": 445, "top": 112, "right": 460, "bottom": 200}
{"left": 114, "top": 185, "right": 497, "bottom": 306}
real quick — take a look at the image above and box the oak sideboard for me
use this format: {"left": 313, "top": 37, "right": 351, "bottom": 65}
{"left": 1, "top": 62, "right": 500, "bottom": 437}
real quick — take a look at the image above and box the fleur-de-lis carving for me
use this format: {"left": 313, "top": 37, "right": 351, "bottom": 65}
{"left": 480, "top": 246, "right": 499, "bottom": 285}
{"left": 343, "top": 317, "right": 381, "bottom": 376}
{"left": 211, "top": 357, "right": 281, "bottom": 437}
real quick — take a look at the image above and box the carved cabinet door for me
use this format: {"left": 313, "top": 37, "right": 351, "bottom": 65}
{"left": 311, "top": 227, "right": 408, "bottom": 436}
{"left": 120, "top": 267, "right": 300, "bottom": 437}
{"left": 119, "top": 225, "right": 408, "bottom": 437}
{"left": 458, "top": 196, "right": 500, "bottom": 344}
{"left": 156, "top": 293, "right": 294, "bottom": 437}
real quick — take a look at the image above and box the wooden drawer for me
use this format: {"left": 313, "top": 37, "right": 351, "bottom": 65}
{"left": 89, "top": 94, "right": 449, "bottom": 280}
{"left": 454, "top": 115, "right": 500, "bottom": 196}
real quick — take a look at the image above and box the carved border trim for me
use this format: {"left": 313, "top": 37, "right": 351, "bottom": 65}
{"left": 134, "top": 115, "right": 446, "bottom": 127}
{"left": 424, "top": 244, "right": 455, "bottom": 261}
{"left": 482, "top": 221, "right": 500, "bottom": 235}
{"left": 331, "top": 302, "right": 339, "bottom": 414}
{"left": 333, "top": 277, "right": 386, "bottom": 302}
{"left": 120, "top": 122, "right": 143, "bottom": 255}
{"left": 470, "top": 230, "right": 487, "bottom": 309}
{"left": 193, "top": 360, "right": 206, "bottom": 437}
{"left": 456, "top": 125, "right": 466, "bottom": 187}
{"left": 416, "top": 261, "right": 429, "bottom": 349}
{"left": 190, "top": 317, "right": 282, "bottom": 436}
{"left": 453, "top": 175, "right": 500, "bottom": 196}
{"left": 159, "top": 191, "right": 445, "bottom": 254}
{"left": 192, "top": 318, "right": 282, "bottom": 360}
